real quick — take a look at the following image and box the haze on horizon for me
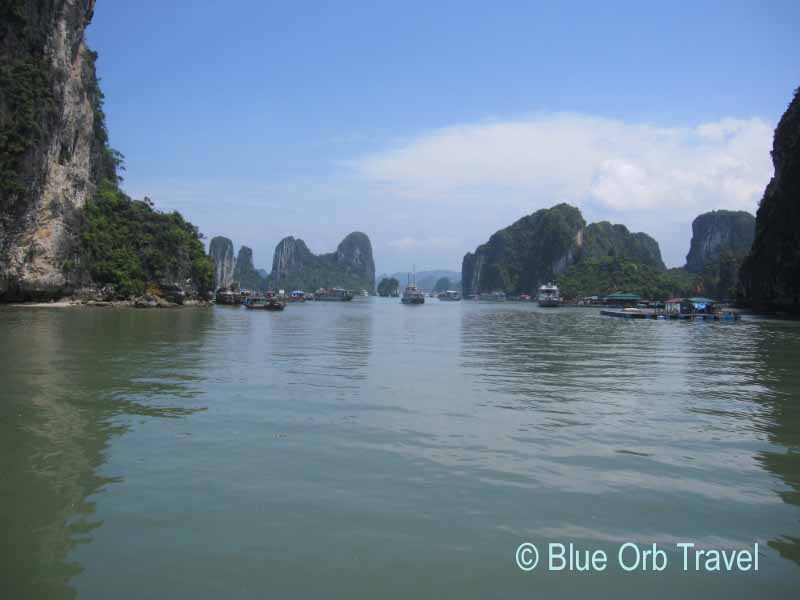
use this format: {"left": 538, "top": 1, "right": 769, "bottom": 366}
{"left": 87, "top": 0, "right": 799, "bottom": 276}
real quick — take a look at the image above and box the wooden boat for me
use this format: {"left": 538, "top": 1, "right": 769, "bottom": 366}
{"left": 244, "top": 294, "right": 285, "bottom": 311}
{"left": 314, "top": 288, "right": 353, "bottom": 301}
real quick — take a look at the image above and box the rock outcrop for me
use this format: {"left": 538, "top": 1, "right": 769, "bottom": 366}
{"left": 0, "top": 0, "right": 114, "bottom": 300}
{"left": 208, "top": 236, "right": 236, "bottom": 290}
{"left": 461, "top": 204, "right": 586, "bottom": 296}
{"left": 461, "top": 203, "right": 673, "bottom": 298}
{"left": 739, "top": 88, "right": 800, "bottom": 313}
{"left": 271, "top": 231, "right": 375, "bottom": 291}
{"left": 685, "top": 210, "right": 755, "bottom": 273}
{"left": 233, "top": 245, "right": 268, "bottom": 291}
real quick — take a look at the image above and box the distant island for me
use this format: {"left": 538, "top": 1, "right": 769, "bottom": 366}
{"left": 462, "top": 204, "right": 757, "bottom": 302}
{"left": 208, "top": 232, "right": 376, "bottom": 294}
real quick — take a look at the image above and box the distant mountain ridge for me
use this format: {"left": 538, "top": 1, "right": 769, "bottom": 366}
{"left": 379, "top": 270, "right": 461, "bottom": 291}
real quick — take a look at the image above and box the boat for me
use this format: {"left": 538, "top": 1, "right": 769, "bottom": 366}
{"left": 244, "top": 294, "right": 285, "bottom": 311}
{"left": 477, "top": 291, "right": 506, "bottom": 302}
{"left": 215, "top": 288, "right": 238, "bottom": 305}
{"left": 359, "top": 289, "right": 369, "bottom": 297}
{"left": 288, "top": 290, "right": 306, "bottom": 302}
{"left": 537, "top": 283, "right": 560, "bottom": 307}
{"left": 437, "top": 290, "right": 462, "bottom": 301}
{"left": 314, "top": 287, "right": 353, "bottom": 301}
{"left": 401, "top": 269, "right": 425, "bottom": 304}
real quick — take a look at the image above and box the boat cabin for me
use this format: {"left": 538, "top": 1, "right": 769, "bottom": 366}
{"left": 665, "top": 297, "right": 718, "bottom": 315}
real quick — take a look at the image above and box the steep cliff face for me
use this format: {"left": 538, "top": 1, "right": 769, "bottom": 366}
{"left": 208, "top": 236, "right": 236, "bottom": 290}
{"left": 271, "top": 231, "right": 375, "bottom": 291}
{"left": 233, "top": 245, "right": 268, "bottom": 291}
{"left": 0, "top": 0, "right": 114, "bottom": 300}
{"left": 461, "top": 204, "right": 586, "bottom": 296}
{"left": 739, "top": 89, "right": 800, "bottom": 313}
{"left": 685, "top": 210, "right": 755, "bottom": 273}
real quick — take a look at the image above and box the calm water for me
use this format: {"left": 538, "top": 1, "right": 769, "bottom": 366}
{"left": 1, "top": 300, "right": 799, "bottom": 598}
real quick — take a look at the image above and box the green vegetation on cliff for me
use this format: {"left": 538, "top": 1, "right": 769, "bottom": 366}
{"left": 559, "top": 258, "right": 694, "bottom": 299}
{"left": 0, "top": 2, "right": 54, "bottom": 201}
{"left": 462, "top": 203, "right": 585, "bottom": 296}
{"left": 80, "top": 181, "right": 213, "bottom": 297}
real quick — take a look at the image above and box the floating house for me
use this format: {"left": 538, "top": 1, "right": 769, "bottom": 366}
{"left": 604, "top": 292, "right": 641, "bottom": 307}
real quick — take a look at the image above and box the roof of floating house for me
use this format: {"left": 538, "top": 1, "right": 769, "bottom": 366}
{"left": 665, "top": 297, "right": 686, "bottom": 304}
{"left": 689, "top": 297, "right": 716, "bottom": 304}
{"left": 606, "top": 292, "right": 641, "bottom": 301}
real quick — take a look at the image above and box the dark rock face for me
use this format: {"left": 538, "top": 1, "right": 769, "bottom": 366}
{"left": 208, "top": 236, "right": 236, "bottom": 290}
{"left": 233, "top": 246, "right": 268, "bottom": 291}
{"left": 271, "top": 231, "right": 375, "bottom": 291}
{"left": 685, "top": 210, "right": 755, "bottom": 273}
{"left": 0, "top": 0, "right": 111, "bottom": 300}
{"left": 739, "top": 89, "right": 800, "bottom": 313}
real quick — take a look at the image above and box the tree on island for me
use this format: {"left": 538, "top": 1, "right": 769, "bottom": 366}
{"left": 433, "top": 277, "right": 455, "bottom": 293}
{"left": 377, "top": 277, "right": 400, "bottom": 297}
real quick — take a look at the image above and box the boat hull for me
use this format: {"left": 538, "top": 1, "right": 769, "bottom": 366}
{"left": 538, "top": 299, "right": 560, "bottom": 307}
{"left": 401, "top": 297, "right": 425, "bottom": 304}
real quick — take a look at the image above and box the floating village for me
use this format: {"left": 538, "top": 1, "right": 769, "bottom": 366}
{"left": 214, "top": 277, "right": 741, "bottom": 322}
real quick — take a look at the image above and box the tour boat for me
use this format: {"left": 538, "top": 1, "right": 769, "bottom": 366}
{"left": 437, "top": 290, "right": 462, "bottom": 301}
{"left": 537, "top": 283, "right": 560, "bottom": 307}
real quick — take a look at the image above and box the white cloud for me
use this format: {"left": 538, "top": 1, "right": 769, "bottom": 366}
{"left": 353, "top": 114, "right": 773, "bottom": 212}
{"left": 349, "top": 112, "right": 773, "bottom": 266}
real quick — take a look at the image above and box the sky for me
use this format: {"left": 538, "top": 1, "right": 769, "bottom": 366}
{"left": 86, "top": 0, "right": 799, "bottom": 274}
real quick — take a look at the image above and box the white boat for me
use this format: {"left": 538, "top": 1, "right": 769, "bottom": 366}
{"left": 537, "top": 283, "right": 560, "bottom": 307}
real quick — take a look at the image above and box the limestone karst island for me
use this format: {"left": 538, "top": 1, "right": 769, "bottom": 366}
{"left": 1, "top": 1, "right": 799, "bottom": 599}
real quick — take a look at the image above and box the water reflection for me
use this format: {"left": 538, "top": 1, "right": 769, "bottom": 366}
{"left": 0, "top": 308, "right": 212, "bottom": 598}
{"left": 750, "top": 320, "right": 800, "bottom": 564}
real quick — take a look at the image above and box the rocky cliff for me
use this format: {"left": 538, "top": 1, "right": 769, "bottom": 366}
{"left": 0, "top": 0, "right": 115, "bottom": 300}
{"left": 208, "top": 236, "right": 236, "bottom": 290}
{"left": 233, "top": 246, "right": 268, "bottom": 291}
{"left": 461, "top": 204, "right": 676, "bottom": 298}
{"left": 739, "top": 89, "right": 800, "bottom": 313}
{"left": 685, "top": 210, "right": 755, "bottom": 273}
{"left": 271, "top": 231, "right": 375, "bottom": 291}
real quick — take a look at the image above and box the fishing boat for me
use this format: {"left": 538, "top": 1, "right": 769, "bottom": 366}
{"left": 437, "top": 290, "right": 462, "bottom": 301}
{"left": 401, "top": 269, "right": 425, "bottom": 304}
{"left": 314, "top": 287, "right": 353, "bottom": 301}
{"left": 537, "top": 283, "right": 560, "bottom": 307}
{"left": 244, "top": 294, "right": 285, "bottom": 311}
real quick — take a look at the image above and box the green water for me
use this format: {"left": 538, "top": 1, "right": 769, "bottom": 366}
{"left": 1, "top": 300, "right": 799, "bottom": 598}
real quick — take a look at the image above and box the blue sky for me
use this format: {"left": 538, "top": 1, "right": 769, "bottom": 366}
{"left": 87, "top": 0, "right": 799, "bottom": 274}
